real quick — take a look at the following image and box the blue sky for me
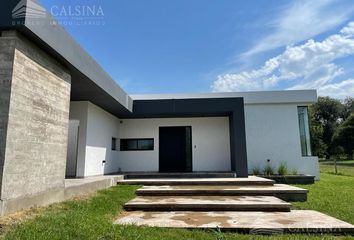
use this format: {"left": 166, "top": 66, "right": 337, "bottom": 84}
{"left": 39, "top": 0, "right": 354, "bottom": 98}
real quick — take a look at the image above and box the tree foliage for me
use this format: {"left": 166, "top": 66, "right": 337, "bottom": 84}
{"left": 309, "top": 105, "right": 327, "bottom": 158}
{"left": 310, "top": 96, "right": 354, "bottom": 159}
{"left": 310, "top": 97, "right": 343, "bottom": 158}
{"left": 333, "top": 114, "right": 354, "bottom": 160}
{"left": 342, "top": 97, "right": 354, "bottom": 120}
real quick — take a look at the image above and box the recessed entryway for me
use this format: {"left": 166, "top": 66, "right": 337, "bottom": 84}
{"left": 66, "top": 120, "right": 80, "bottom": 178}
{"left": 159, "top": 126, "right": 192, "bottom": 173}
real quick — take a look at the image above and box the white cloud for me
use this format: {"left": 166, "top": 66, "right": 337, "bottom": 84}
{"left": 340, "top": 22, "right": 354, "bottom": 36}
{"left": 244, "top": 0, "right": 354, "bottom": 57}
{"left": 318, "top": 79, "right": 354, "bottom": 98}
{"left": 212, "top": 21, "right": 354, "bottom": 98}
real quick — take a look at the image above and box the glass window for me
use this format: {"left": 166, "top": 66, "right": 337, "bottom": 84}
{"left": 138, "top": 139, "right": 154, "bottom": 150}
{"left": 126, "top": 140, "right": 138, "bottom": 150}
{"left": 120, "top": 139, "right": 154, "bottom": 151}
{"left": 298, "top": 107, "right": 312, "bottom": 156}
{"left": 111, "top": 137, "right": 117, "bottom": 151}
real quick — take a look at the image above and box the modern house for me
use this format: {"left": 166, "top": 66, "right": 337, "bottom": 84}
{"left": 67, "top": 91, "right": 318, "bottom": 179}
{"left": 0, "top": 1, "right": 318, "bottom": 215}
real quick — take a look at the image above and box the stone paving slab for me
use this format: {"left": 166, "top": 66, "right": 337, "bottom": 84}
{"left": 124, "top": 196, "right": 291, "bottom": 212}
{"left": 123, "top": 172, "right": 236, "bottom": 179}
{"left": 137, "top": 184, "right": 308, "bottom": 194}
{"left": 118, "top": 176, "right": 274, "bottom": 186}
{"left": 136, "top": 184, "right": 308, "bottom": 201}
{"left": 115, "top": 210, "right": 354, "bottom": 234}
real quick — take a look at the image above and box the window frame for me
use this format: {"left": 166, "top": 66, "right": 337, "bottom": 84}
{"left": 120, "top": 138, "right": 154, "bottom": 151}
{"left": 297, "top": 106, "right": 312, "bottom": 157}
{"left": 111, "top": 137, "right": 117, "bottom": 151}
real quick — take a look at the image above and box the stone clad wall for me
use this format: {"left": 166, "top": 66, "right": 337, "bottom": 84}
{"left": 0, "top": 34, "right": 16, "bottom": 191}
{"left": 0, "top": 31, "right": 71, "bottom": 201}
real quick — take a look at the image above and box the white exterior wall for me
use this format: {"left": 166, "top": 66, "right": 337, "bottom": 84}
{"left": 69, "top": 102, "right": 121, "bottom": 177}
{"left": 66, "top": 120, "right": 80, "bottom": 177}
{"left": 85, "top": 102, "right": 121, "bottom": 176}
{"left": 69, "top": 102, "right": 230, "bottom": 176}
{"left": 244, "top": 103, "right": 319, "bottom": 179}
{"left": 69, "top": 102, "right": 88, "bottom": 177}
{"left": 117, "top": 117, "right": 231, "bottom": 172}
{"left": 68, "top": 98, "right": 319, "bottom": 179}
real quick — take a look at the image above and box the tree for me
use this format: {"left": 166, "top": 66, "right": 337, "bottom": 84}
{"left": 311, "top": 97, "right": 343, "bottom": 159}
{"left": 331, "top": 146, "right": 344, "bottom": 174}
{"left": 342, "top": 97, "right": 354, "bottom": 120}
{"left": 308, "top": 105, "right": 327, "bottom": 158}
{"left": 332, "top": 114, "right": 354, "bottom": 160}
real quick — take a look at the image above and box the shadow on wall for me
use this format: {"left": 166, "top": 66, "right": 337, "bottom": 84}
{"left": 66, "top": 120, "right": 120, "bottom": 178}
{"left": 86, "top": 145, "right": 119, "bottom": 176}
{"left": 76, "top": 145, "right": 120, "bottom": 177}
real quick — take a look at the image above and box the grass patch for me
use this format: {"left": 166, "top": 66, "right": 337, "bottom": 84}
{"left": 1, "top": 173, "right": 354, "bottom": 239}
{"left": 293, "top": 173, "right": 354, "bottom": 225}
{"left": 2, "top": 185, "right": 138, "bottom": 240}
{"left": 320, "top": 160, "right": 354, "bottom": 177}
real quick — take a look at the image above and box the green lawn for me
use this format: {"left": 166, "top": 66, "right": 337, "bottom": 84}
{"left": 319, "top": 160, "right": 354, "bottom": 177}
{"left": 1, "top": 168, "right": 354, "bottom": 239}
{"left": 292, "top": 173, "right": 354, "bottom": 225}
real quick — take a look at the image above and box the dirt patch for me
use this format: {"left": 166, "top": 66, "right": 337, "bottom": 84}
{"left": 141, "top": 212, "right": 156, "bottom": 220}
{"left": 69, "top": 191, "right": 97, "bottom": 202}
{"left": 0, "top": 208, "right": 44, "bottom": 226}
{"left": 274, "top": 219, "right": 296, "bottom": 225}
{"left": 115, "top": 211, "right": 133, "bottom": 219}
{"left": 0, "top": 191, "right": 97, "bottom": 236}
{"left": 0, "top": 204, "right": 53, "bottom": 236}
{"left": 172, "top": 212, "right": 233, "bottom": 227}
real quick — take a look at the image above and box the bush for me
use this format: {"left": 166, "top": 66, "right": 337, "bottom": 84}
{"left": 291, "top": 169, "right": 298, "bottom": 175}
{"left": 263, "top": 164, "right": 274, "bottom": 176}
{"left": 252, "top": 167, "right": 261, "bottom": 175}
{"left": 277, "top": 162, "right": 288, "bottom": 176}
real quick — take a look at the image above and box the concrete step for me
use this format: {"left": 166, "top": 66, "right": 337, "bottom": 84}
{"left": 115, "top": 210, "right": 354, "bottom": 234}
{"left": 118, "top": 176, "right": 274, "bottom": 186}
{"left": 136, "top": 184, "right": 308, "bottom": 202}
{"left": 124, "top": 172, "right": 236, "bottom": 179}
{"left": 124, "top": 196, "right": 291, "bottom": 212}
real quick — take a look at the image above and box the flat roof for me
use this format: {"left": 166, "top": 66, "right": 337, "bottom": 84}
{"left": 131, "top": 90, "right": 317, "bottom": 105}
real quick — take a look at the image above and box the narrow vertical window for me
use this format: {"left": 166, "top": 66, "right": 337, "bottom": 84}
{"left": 297, "top": 106, "right": 312, "bottom": 156}
{"left": 112, "top": 137, "right": 117, "bottom": 151}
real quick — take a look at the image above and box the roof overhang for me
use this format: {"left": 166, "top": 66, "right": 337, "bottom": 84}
{"left": 131, "top": 90, "right": 318, "bottom": 105}
{"left": 121, "top": 97, "right": 244, "bottom": 118}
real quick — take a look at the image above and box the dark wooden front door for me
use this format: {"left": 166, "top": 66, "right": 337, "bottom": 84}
{"left": 159, "top": 126, "right": 192, "bottom": 172}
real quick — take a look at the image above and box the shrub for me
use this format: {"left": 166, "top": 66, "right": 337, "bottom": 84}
{"left": 291, "top": 169, "right": 298, "bottom": 175}
{"left": 252, "top": 167, "right": 261, "bottom": 175}
{"left": 277, "top": 162, "right": 288, "bottom": 176}
{"left": 263, "top": 164, "right": 274, "bottom": 176}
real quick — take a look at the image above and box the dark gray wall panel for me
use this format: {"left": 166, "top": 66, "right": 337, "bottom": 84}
{"left": 123, "top": 98, "right": 249, "bottom": 177}
{"left": 229, "top": 110, "right": 248, "bottom": 176}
